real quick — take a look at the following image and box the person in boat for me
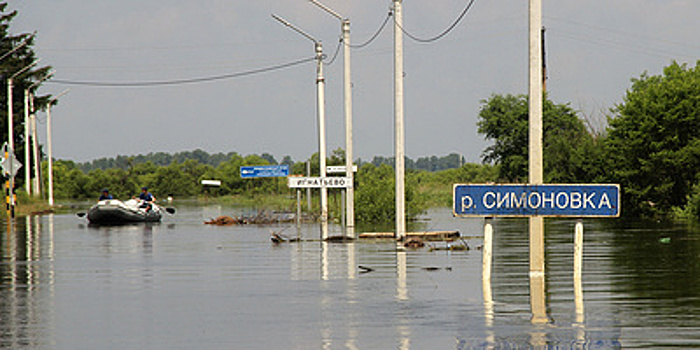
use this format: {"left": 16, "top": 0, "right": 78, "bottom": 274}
{"left": 99, "top": 189, "right": 113, "bottom": 201}
{"left": 138, "top": 187, "right": 156, "bottom": 212}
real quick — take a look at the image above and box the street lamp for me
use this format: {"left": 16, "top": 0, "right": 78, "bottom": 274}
{"left": 6, "top": 59, "right": 39, "bottom": 211}
{"left": 272, "top": 13, "right": 330, "bottom": 239}
{"left": 46, "top": 88, "right": 69, "bottom": 206}
{"left": 309, "top": 0, "right": 355, "bottom": 236}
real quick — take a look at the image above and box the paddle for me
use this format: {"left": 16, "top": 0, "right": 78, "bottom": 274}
{"left": 77, "top": 212, "right": 86, "bottom": 217}
{"left": 165, "top": 207, "right": 176, "bottom": 214}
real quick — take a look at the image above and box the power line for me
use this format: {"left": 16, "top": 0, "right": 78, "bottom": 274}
{"left": 349, "top": 11, "right": 392, "bottom": 49}
{"left": 398, "top": 0, "right": 477, "bottom": 43}
{"left": 48, "top": 56, "right": 316, "bottom": 87}
{"left": 324, "top": 39, "right": 342, "bottom": 66}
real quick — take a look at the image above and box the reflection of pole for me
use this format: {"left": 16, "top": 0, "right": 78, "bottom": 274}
{"left": 393, "top": 0, "right": 406, "bottom": 241}
{"left": 396, "top": 250, "right": 407, "bottom": 301}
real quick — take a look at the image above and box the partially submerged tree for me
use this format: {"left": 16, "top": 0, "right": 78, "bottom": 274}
{"left": 477, "top": 94, "right": 597, "bottom": 183}
{"left": 606, "top": 61, "right": 700, "bottom": 218}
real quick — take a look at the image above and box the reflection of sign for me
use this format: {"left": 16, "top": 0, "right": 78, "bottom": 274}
{"left": 326, "top": 165, "right": 358, "bottom": 174}
{"left": 240, "top": 165, "right": 289, "bottom": 178}
{"left": 288, "top": 177, "right": 352, "bottom": 188}
{"left": 453, "top": 184, "right": 620, "bottom": 217}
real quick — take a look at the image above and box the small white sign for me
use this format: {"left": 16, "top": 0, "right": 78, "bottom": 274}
{"left": 201, "top": 179, "right": 222, "bottom": 186}
{"left": 288, "top": 177, "right": 352, "bottom": 189}
{"left": 326, "top": 165, "right": 358, "bottom": 174}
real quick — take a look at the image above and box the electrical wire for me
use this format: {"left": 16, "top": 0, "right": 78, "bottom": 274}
{"left": 48, "top": 56, "right": 316, "bottom": 87}
{"left": 398, "top": 0, "right": 477, "bottom": 43}
{"left": 349, "top": 11, "right": 392, "bottom": 49}
{"left": 324, "top": 39, "right": 342, "bottom": 66}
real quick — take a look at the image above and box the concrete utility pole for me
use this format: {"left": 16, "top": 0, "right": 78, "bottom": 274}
{"left": 7, "top": 60, "right": 38, "bottom": 211}
{"left": 393, "top": 0, "right": 406, "bottom": 241}
{"left": 27, "top": 73, "right": 52, "bottom": 197}
{"left": 272, "top": 14, "right": 329, "bottom": 239}
{"left": 529, "top": 0, "right": 547, "bottom": 325}
{"left": 309, "top": 0, "right": 355, "bottom": 236}
{"left": 529, "top": 0, "right": 544, "bottom": 276}
{"left": 46, "top": 88, "right": 69, "bottom": 207}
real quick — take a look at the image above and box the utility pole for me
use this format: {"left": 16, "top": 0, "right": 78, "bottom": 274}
{"left": 309, "top": 0, "right": 355, "bottom": 237}
{"left": 393, "top": 0, "right": 406, "bottom": 241}
{"left": 46, "top": 88, "right": 70, "bottom": 207}
{"left": 529, "top": 0, "right": 547, "bottom": 325}
{"left": 6, "top": 60, "right": 38, "bottom": 213}
{"left": 272, "top": 14, "right": 329, "bottom": 239}
{"left": 542, "top": 27, "right": 547, "bottom": 93}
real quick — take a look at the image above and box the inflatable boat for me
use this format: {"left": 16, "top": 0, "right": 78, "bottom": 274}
{"left": 87, "top": 199, "right": 163, "bottom": 225}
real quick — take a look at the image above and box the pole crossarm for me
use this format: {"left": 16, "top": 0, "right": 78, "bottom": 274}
{"left": 271, "top": 14, "right": 319, "bottom": 44}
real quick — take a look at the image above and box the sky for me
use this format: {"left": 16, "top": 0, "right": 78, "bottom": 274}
{"left": 9, "top": 0, "right": 700, "bottom": 164}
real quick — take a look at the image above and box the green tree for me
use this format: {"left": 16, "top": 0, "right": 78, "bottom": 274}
{"left": 355, "top": 163, "right": 424, "bottom": 224}
{"left": 0, "top": 3, "right": 52, "bottom": 190}
{"left": 477, "top": 94, "right": 597, "bottom": 183}
{"left": 605, "top": 61, "right": 700, "bottom": 218}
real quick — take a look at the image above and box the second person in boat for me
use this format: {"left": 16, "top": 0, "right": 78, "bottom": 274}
{"left": 137, "top": 187, "right": 156, "bottom": 212}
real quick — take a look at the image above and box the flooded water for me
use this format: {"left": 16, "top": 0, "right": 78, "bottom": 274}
{"left": 2, "top": 204, "right": 700, "bottom": 349}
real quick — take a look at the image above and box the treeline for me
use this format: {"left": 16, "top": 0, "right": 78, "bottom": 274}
{"left": 79, "top": 150, "right": 467, "bottom": 174}
{"left": 47, "top": 152, "right": 496, "bottom": 224}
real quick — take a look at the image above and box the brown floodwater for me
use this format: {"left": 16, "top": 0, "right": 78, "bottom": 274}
{"left": 1, "top": 205, "right": 699, "bottom": 349}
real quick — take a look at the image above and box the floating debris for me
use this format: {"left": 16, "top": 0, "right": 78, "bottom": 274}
{"left": 359, "top": 230, "right": 460, "bottom": 241}
{"left": 403, "top": 238, "right": 425, "bottom": 249}
{"left": 421, "top": 266, "right": 452, "bottom": 272}
{"left": 325, "top": 235, "right": 355, "bottom": 243}
{"left": 358, "top": 265, "right": 374, "bottom": 273}
{"left": 204, "top": 216, "right": 242, "bottom": 225}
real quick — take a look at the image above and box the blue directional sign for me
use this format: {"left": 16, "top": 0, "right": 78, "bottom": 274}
{"left": 240, "top": 165, "right": 289, "bottom": 179}
{"left": 453, "top": 184, "right": 620, "bottom": 217}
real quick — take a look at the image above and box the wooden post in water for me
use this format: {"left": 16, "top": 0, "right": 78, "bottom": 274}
{"left": 574, "top": 219, "right": 584, "bottom": 323}
{"left": 482, "top": 218, "right": 494, "bottom": 325}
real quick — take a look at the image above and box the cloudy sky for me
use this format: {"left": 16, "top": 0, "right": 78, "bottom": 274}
{"left": 10, "top": 1, "right": 700, "bottom": 164}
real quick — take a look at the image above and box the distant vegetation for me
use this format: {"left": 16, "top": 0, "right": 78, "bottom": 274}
{"left": 78, "top": 149, "right": 467, "bottom": 174}
{"left": 41, "top": 150, "right": 494, "bottom": 224}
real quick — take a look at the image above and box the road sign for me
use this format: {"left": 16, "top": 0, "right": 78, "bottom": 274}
{"left": 288, "top": 177, "right": 352, "bottom": 189}
{"left": 201, "top": 179, "right": 222, "bottom": 186}
{"left": 326, "top": 165, "right": 358, "bottom": 174}
{"left": 240, "top": 165, "right": 289, "bottom": 178}
{"left": 1, "top": 154, "right": 22, "bottom": 178}
{"left": 453, "top": 184, "right": 620, "bottom": 217}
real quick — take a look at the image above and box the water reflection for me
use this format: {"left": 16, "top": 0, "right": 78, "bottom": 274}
{"left": 4, "top": 208, "right": 700, "bottom": 348}
{"left": 1, "top": 215, "right": 55, "bottom": 349}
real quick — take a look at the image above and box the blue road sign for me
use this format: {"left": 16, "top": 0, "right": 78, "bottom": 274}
{"left": 240, "top": 165, "right": 289, "bottom": 179}
{"left": 453, "top": 184, "right": 620, "bottom": 217}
